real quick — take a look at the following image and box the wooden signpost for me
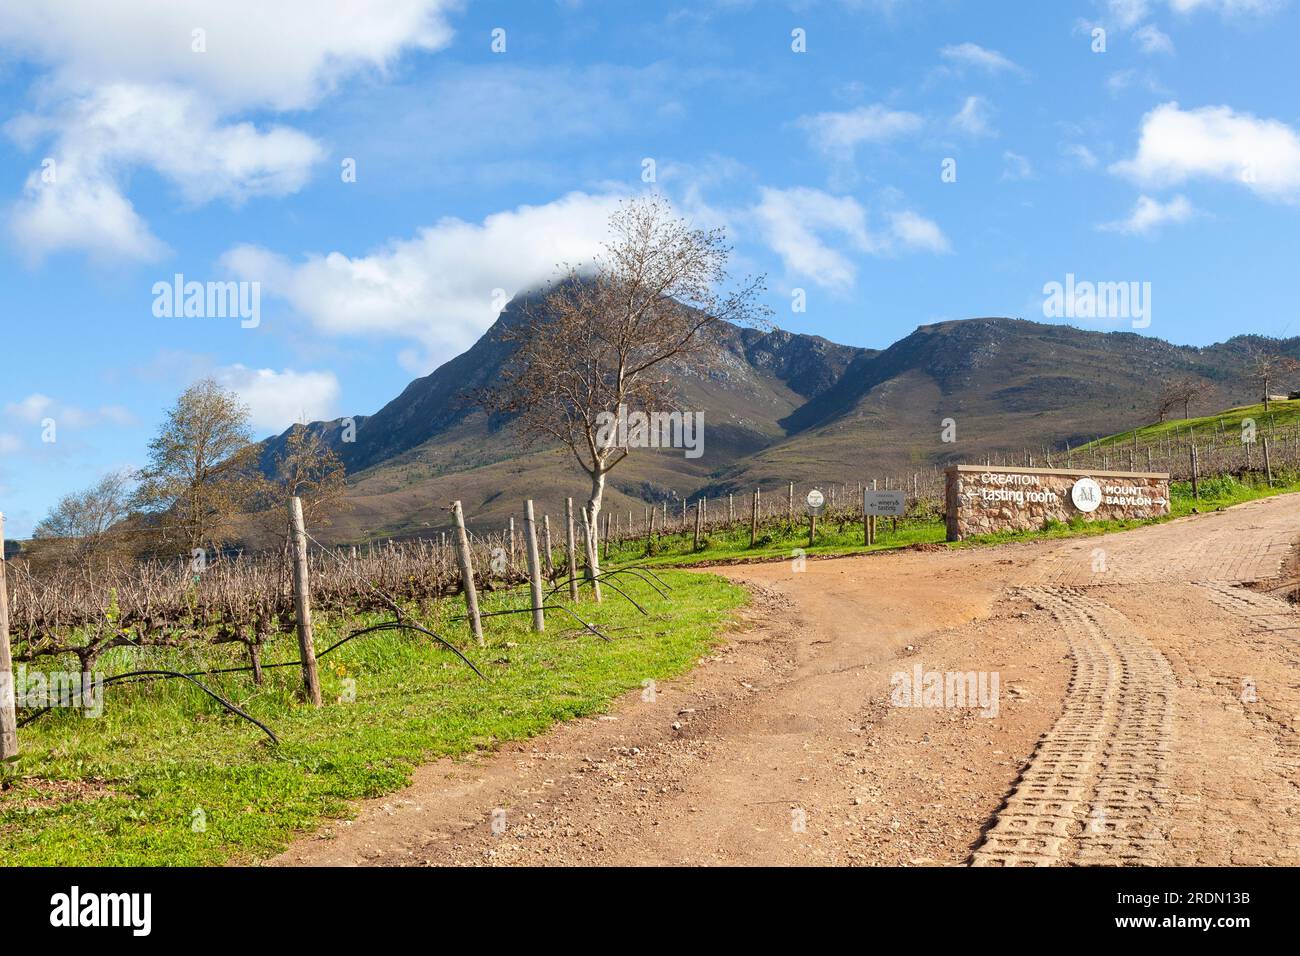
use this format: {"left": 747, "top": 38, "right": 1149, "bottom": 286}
{"left": 863, "top": 489, "right": 906, "bottom": 545}
{"left": 806, "top": 489, "right": 825, "bottom": 547}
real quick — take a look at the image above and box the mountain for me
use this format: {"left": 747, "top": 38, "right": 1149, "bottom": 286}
{"left": 258, "top": 289, "right": 865, "bottom": 542}
{"left": 259, "top": 298, "right": 1300, "bottom": 544}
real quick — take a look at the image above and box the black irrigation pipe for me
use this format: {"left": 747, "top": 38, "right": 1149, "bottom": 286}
{"left": 542, "top": 570, "right": 653, "bottom": 614}
{"left": 604, "top": 566, "right": 672, "bottom": 597}
{"left": 15, "top": 615, "right": 488, "bottom": 743}
{"left": 450, "top": 601, "right": 612, "bottom": 642}
{"left": 18, "top": 670, "right": 279, "bottom": 745}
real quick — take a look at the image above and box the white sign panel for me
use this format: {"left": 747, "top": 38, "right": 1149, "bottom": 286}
{"left": 1071, "top": 477, "right": 1103, "bottom": 513}
{"left": 863, "top": 489, "right": 906, "bottom": 516}
{"left": 805, "top": 489, "right": 825, "bottom": 515}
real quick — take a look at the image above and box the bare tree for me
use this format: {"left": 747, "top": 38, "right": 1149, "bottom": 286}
{"left": 263, "top": 422, "right": 348, "bottom": 535}
{"left": 278, "top": 423, "right": 345, "bottom": 507}
{"left": 480, "top": 196, "right": 767, "bottom": 584}
{"left": 31, "top": 469, "right": 134, "bottom": 566}
{"left": 132, "top": 378, "right": 262, "bottom": 552}
{"left": 1152, "top": 384, "right": 1181, "bottom": 423}
{"left": 1156, "top": 376, "right": 1214, "bottom": 421}
{"left": 1246, "top": 343, "right": 1300, "bottom": 412}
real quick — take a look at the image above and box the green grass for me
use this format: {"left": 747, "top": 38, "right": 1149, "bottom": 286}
{"left": 604, "top": 509, "right": 948, "bottom": 567}
{"left": 603, "top": 472, "right": 1300, "bottom": 567}
{"left": 1077, "top": 398, "right": 1300, "bottom": 450}
{"left": 0, "top": 570, "right": 744, "bottom": 866}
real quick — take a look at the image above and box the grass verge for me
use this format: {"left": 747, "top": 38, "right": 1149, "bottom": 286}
{"left": 604, "top": 473, "right": 1300, "bottom": 566}
{"left": 0, "top": 570, "right": 744, "bottom": 866}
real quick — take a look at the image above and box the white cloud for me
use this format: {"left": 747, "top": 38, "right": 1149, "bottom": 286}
{"left": 0, "top": 0, "right": 459, "bottom": 112}
{"left": 796, "top": 104, "right": 923, "bottom": 161}
{"left": 8, "top": 84, "right": 324, "bottom": 263}
{"left": 1106, "top": 0, "right": 1152, "bottom": 28}
{"left": 213, "top": 366, "right": 341, "bottom": 435}
{"left": 938, "top": 43, "right": 1023, "bottom": 75}
{"left": 1062, "top": 143, "right": 1100, "bottom": 169}
{"left": 951, "top": 96, "right": 995, "bottom": 137}
{"left": 1002, "top": 151, "right": 1034, "bottom": 181}
{"left": 752, "top": 187, "right": 948, "bottom": 289}
{"left": 1098, "top": 194, "right": 1196, "bottom": 235}
{"left": 1105, "top": 68, "right": 1169, "bottom": 98}
{"left": 754, "top": 188, "right": 875, "bottom": 288}
{"left": 0, "top": 433, "right": 22, "bottom": 455}
{"left": 1134, "top": 23, "right": 1176, "bottom": 53}
{"left": 887, "top": 210, "right": 951, "bottom": 253}
{"left": 1168, "top": 0, "right": 1282, "bottom": 14}
{"left": 222, "top": 191, "right": 625, "bottom": 369}
{"left": 3, "top": 393, "right": 137, "bottom": 429}
{"left": 1111, "top": 102, "right": 1300, "bottom": 202}
{"left": 3, "top": 395, "right": 53, "bottom": 424}
{"left": 0, "top": 1, "right": 458, "bottom": 263}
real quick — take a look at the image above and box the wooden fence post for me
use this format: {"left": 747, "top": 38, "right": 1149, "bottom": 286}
{"left": 693, "top": 501, "right": 703, "bottom": 551}
{"left": 287, "top": 497, "right": 323, "bottom": 707}
{"left": 523, "top": 500, "right": 545, "bottom": 633}
{"left": 1, "top": 514, "right": 18, "bottom": 760}
{"left": 542, "top": 514, "right": 554, "bottom": 579}
{"left": 1190, "top": 445, "right": 1200, "bottom": 500}
{"left": 1263, "top": 437, "right": 1274, "bottom": 486}
{"left": 603, "top": 512, "right": 612, "bottom": 561}
{"left": 564, "top": 498, "right": 580, "bottom": 602}
{"left": 647, "top": 505, "right": 656, "bottom": 550}
{"left": 580, "top": 506, "right": 602, "bottom": 603}
{"left": 452, "top": 500, "right": 484, "bottom": 645}
{"left": 788, "top": 481, "right": 794, "bottom": 528}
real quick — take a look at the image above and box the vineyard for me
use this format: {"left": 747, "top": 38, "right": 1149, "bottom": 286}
{"left": 5, "top": 403, "right": 1299, "bottom": 747}
{"left": 11, "top": 411, "right": 1300, "bottom": 672}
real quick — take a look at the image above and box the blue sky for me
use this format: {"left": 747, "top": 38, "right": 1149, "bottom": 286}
{"left": 1, "top": 0, "right": 1298, "bottom": 537}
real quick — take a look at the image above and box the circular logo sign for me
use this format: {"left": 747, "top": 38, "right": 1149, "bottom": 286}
{"left": 806, "top": 489, "right": 825, "bottom": 514}
{"left": 1071, "top": 477, "right": 1103, "bottom": 513}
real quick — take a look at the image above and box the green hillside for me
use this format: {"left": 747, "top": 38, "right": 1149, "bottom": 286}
{"left": 1078, "top": 399, "right": 1300, "bottom": 452}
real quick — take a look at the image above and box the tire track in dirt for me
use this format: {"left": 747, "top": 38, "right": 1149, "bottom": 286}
{"left": 971, "top": 588, "right": 1174, "bottom": 866}
{"left": 1198, "top": 581, "right": 1300, "bottom": 641}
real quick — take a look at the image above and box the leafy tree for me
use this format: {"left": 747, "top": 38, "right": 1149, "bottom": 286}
{"left": 132, "top": 378, "right": 261, "bottom": 551}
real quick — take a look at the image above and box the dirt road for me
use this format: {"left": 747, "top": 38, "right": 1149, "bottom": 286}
{"left": 272, "top": 494, "right": 1300, "bottom": 866}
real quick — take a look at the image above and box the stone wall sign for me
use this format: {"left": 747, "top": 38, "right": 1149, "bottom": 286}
{"left": 944, "top": 465, "right": 1170, "bottom": 541}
